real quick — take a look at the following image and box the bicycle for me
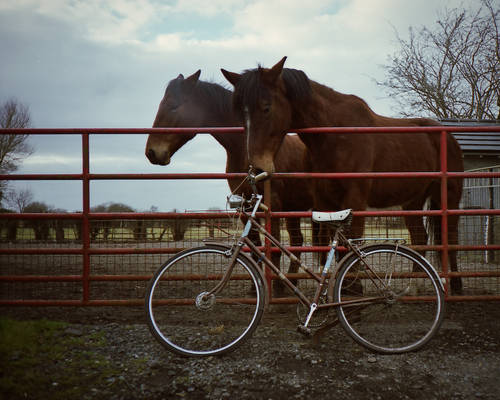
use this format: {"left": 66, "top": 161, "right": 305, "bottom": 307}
{"left": 145, "top": 168, "right": 445, "bottom": 357}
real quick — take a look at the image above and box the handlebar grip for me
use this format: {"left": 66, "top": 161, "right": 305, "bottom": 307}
{"left": 254, "top": 171, "right": 269, "bottom": 182}
{"left": 259, "top": 203, "right": 269, "bottom": 212}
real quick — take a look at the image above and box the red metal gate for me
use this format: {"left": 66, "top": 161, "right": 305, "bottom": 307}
{"left": 1, "top": 126, "right": 500, "bottom": 306}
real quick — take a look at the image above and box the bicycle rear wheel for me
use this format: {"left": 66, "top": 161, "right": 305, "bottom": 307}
{"left": 333, "top": 244, "right": 444, "bottom": 354}
{"left": 145, "top": 245, "right": 265, "bottom": 357}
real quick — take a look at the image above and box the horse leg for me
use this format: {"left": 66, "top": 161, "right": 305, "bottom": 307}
{"left": 402, "top": 201, "right": 428, "bottom": 252}
{"left": 285, "top": 217, "right": 304, "bottom": 285}
{"left": 271, "top": 217, "right": 289, "bottom": 296}
{"left": 447, "top": 213, "right": 461, "bottom": 294}
{"left": 430, "top": 211, "right": 462, "bottom": 294}
{"left": 339, "top": 187, "right": 367, "bottom": 297}
{"left": 344, "top": 215, "right": 365, "bottom": 296}
{"left": 312, "top": 218, "right": 320, "bottom": 247}
{"left": 317, "top": 223, "right": 330, "bottom": 265}
{"left": 426, "top": 193, "right": 463, "bottom": 295}
{"left": 349, "top": 215, "right": 365, "bottom": 239}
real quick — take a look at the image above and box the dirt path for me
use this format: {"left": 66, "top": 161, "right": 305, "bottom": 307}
{"left": 1, "top": 302, "right": 499, "bottom": 400}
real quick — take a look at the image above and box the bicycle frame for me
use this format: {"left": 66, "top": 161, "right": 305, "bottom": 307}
{"left": 207, "top": 194, "right": 386, "bottom": 325}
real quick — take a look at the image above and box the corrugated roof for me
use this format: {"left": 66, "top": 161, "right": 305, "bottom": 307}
{"left": 441, "top": 119, "right": 500, "bottom": 154}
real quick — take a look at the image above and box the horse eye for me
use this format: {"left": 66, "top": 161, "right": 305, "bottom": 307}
{"left": 262, "top": 103, "right": 271, "bottom": 114}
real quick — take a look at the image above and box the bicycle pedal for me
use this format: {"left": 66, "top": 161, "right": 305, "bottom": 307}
{"left": 297, "top": 325, "right": 312, "bottom": 336}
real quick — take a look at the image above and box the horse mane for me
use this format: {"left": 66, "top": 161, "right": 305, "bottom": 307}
{"left": 233, "top": 67, "right": 312, "bottom": 114}
{"left": 192, "top": 80, "right": 234, "bottom": 121}
{"left": 282, "top": 68, "right": 312, "bottom": 104}
{"left": 166, "top": 76, "right": 234, "bottom": 122}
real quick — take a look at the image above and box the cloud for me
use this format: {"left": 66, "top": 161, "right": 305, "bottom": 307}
{"left": 0, "top": 0, "right": 163, "bottom": 45}
{"left": 22, "top": 154, "right": 80, "bottom": 167}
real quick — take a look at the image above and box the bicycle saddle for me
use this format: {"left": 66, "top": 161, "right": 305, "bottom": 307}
{"left": 312, "top": 209, "right": 352, "bottom": 223}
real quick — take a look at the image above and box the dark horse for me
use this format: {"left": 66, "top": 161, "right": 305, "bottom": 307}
{"left": 222, "top": 57, "right": 464, "bottom": 294}
{"left": 145, "top": 70, "right": 314, "bottom": 290}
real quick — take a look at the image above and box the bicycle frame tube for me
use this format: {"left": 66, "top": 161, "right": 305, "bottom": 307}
{"left": 240, "top": 212, "right": 335, "bottom": 307}
{"left": 208, "top": 196, "right": 387, "bottom": 309}
{"left": 336, "top": 231, "right": 399, "bottom": 293}
{"left": 242, "top": 235, "right": 312, "bottom": 306}
{"left": 242, "top": 219, "right": 386, "bottom": 309}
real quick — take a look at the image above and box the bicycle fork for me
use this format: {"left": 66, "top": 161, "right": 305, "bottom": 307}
{"left": 198, "top": 242, "right": 243, "bottom": 304}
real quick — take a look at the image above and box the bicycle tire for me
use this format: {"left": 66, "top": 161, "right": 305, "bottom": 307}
{"left": 145, "top": 245, "right": 266, "bottom": 357}
{"left": 333, "top": 244, "right": 444, "bottom": 354}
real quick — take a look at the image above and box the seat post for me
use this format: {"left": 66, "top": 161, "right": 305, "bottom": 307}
{"left": 322, "top": 227, "right": 339, "bottom": 275}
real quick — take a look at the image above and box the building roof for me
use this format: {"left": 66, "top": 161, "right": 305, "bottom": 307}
{"left": 441, "top": 119, "right": 500, "bottom": 154}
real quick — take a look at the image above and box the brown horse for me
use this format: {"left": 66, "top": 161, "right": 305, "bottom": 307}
{"left": 145, "top": 71, "right": 314, "bottom": 291}
{"left": 222, "top": 56, "right": 464, "bottom": 294}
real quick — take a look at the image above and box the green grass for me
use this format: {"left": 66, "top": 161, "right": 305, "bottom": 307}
{"left": 0, "top": 317, "right": 121, "bottom": 400}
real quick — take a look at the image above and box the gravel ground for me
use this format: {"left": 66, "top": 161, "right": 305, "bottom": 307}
{"left": 1, "top": 301, "right": 500, "bottom": 400}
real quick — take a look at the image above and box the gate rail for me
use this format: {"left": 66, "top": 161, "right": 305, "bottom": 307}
{"left": 1, "top": 125, "right": 500, "bottom": 305}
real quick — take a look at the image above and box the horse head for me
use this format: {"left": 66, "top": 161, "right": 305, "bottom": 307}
{"left": 221, "top": 57, "right": 297, "bottom": 174}
{"left": 145, "top": 70, "right": 202, "bottom": 165}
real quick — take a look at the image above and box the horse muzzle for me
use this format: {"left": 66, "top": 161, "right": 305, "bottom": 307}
{"left": 146, "top": 148, "right": 171, "bottom": 166}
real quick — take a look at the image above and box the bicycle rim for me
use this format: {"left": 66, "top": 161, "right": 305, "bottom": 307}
{"left": 145, "top": 246, "right": 265, "bottom": 357}
{"left": 334, "top": 245, "right": 444, "bottom": 353}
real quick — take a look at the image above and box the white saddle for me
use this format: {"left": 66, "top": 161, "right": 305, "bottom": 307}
{"left": 312, "top": 209, "right": 352, "bottom": 223}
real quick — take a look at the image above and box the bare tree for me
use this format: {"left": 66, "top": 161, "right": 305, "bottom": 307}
{"left": 4, "top": 187, "right": 34, "bottom": 213}
{"left": 0, "top": 98, "right": 33, "bottom": 170}
{"left": 0, "top": 98, "right": 34, "bottom": 205}
{"left": 378, "top": 0, "right": 499, "bottom": 120}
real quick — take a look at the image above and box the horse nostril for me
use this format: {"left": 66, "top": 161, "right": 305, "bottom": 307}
{"left": 147, "top": 149, "right": 156, "bottom": 162}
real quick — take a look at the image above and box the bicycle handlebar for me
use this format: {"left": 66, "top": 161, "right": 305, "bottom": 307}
{"left": 227, "top": 167, "right": 270, "bottom": 213}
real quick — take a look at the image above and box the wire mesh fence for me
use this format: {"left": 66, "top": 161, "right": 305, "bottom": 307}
{"left": 1, "top": 212, "right": 499, "bottom": 303}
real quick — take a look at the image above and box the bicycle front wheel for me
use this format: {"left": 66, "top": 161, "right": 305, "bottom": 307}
{"left": 334, "top": 244, "right": 444, "bottom": 354}
{"left": 145, "top": 245, "right": 266, "bottom": 357}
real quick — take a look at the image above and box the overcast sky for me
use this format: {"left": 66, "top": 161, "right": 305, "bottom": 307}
{"left": 0, "top": 0, "right": 468, "bottom": 212}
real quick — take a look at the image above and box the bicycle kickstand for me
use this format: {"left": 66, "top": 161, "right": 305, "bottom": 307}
{"left": 297, "top": 303, "right": 317, "bottom": 336}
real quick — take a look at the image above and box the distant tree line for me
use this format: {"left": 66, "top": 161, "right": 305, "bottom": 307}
{"left": 0, "top": 199, "right": 217, "bottom": 243}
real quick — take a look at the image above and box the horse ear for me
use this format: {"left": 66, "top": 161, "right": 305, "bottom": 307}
{"left": 177, "top": 74, "right": 184, "bottom": 80}
{"left": 263, "top": 56, "right": 287, "bottom": 84}
{"left": 185, "top": 70, "right": 201, "bottom": 85}
{"left": 221, "top": 69, "right": 241, "bottom": 87}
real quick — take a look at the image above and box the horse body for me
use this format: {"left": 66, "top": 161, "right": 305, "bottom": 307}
{"left": 145, "top": 71, "right": 314, "bottom": 290}
{"left": 222, "top": 57, "right": 464, "bottom": 293}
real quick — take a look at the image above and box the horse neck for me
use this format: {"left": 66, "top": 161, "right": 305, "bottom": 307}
{"left": 206, "top": 112, "right": 244, "bottom": 155}
{"left": 291, "top": 82, "right": 348, "bottom": 151}
{"left": 191, "top": 90, "right": 247, "bottom": 172}
{"left": 219, "top": 132, "right": 248, "bottom": 173}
